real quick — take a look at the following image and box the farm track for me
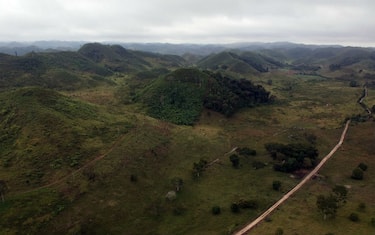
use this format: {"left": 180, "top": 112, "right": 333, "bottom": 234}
{"left": 233, "top": 120, "right": 351, "bottom": 235}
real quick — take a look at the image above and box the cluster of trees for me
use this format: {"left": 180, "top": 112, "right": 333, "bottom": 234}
{"left": 265, "top": 142, "right": 318, "bottom": 172}
{"left": 204, "top": 72, "right": 273, "bottom": 117}
{"left": 316, "top": 185, "right": 348, "bottom": 220}
{"left": 143, "top": 68, "right": 273, "bottom": 124}
{"left": 351, "top": 162, "right": 367, "bottom": 180}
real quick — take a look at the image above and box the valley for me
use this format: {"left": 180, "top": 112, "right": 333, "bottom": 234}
{"left": 0, "top": 42, "right": 374, "bottom": 235}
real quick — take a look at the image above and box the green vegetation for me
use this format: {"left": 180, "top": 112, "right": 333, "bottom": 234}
{"left": 1, "top": 42, "right": 375, "bottom": 235}
{"left": 140, "top": 68, "right": 272, "bottom": 124}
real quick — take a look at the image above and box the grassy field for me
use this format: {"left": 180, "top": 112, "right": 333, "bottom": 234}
{"left": 0, "top": 65, "right": 374, "bottom": 235}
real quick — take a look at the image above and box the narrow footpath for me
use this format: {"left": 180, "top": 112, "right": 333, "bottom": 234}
{"left": 234, "top": 120, "right": 351, "bottom": 235}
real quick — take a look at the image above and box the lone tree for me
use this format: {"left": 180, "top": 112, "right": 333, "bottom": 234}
{"left": 229, "top": 154, "right": 240, "bottom": 168}
{"left": 192, "top": 159, "right": 208, "bottom": 178}
{"left": 0, "top": 180, "right": 8, "bottom": 202}
{"left": 272, "top": 180, "right": 282, "bottom": 191}
{"left": 351, "top": 168, "right": 364, "bottom": 180}
{"left": 171, "top": 177, "right": 184, "bottom": 192}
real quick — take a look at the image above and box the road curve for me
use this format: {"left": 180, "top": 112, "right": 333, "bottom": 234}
{"left": 234, "top": 120, "right": 351, "bottom": 235}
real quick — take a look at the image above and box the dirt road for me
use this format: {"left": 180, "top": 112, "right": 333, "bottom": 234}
{"left": 234, "top": 120, "right": 351, "bottom": 235}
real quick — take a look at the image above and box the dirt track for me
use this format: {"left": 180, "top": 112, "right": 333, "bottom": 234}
{"left": 234, "top": 120, "right": 351, "bottom": 235}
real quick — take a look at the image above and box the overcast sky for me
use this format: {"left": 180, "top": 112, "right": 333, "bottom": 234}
{"left": 0, "top": 0, "right": 374, "bottom": 46}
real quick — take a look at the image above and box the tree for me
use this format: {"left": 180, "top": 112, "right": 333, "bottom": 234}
{"left": 192, "top": 159, "right": 208, "bottom": 178}
{"left": 212, "top": 206, "right": 221, "bottom": 215}
{"left": 0, "top": 180, "right": 8, "bottom": 202}
{"left": 230, "top": 203, "right": 240, "bottom": 213}
{"left": 351, "top": 168, "right": 364, "bottom": 180}
{"left": 272, "top": 180, "right": 282, "bottom": 191}
{"left": 316, "top": 194, "right": 339, "bottom": 220}
{"left": 229, "top": 154, "right": 240, "bottom": 168}
{"left": 171, "top": 177, "right": 183, "bottom": 192}
{"left": 358, "top": 162, "right": 368, "bottom": 171}
{"left": 275, "top": 228, "right": 284, "bottom": 235}
{"left": 349, "top": 212, "right": 359, "bottom": 222}
{"left": 332, "top": 185, "right": 348, "bottom": 205}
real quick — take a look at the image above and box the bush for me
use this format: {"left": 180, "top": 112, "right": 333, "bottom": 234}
{"left": 130, "top": 174, "right": 138, "bottom": 182}
{"left": 229, "top": 154, "right": 240, "bottom": 168}
{"left": 358, "top": 202, "right": 366, "bottom": 211}
{"left": 349, "top": 212, "right": 359, "bottom": 222}
{"left": 237, "top": 147, "right": 257, "bottom": 156}
{"left": 238, "top": 199, "right": 258, "bottom": 209}
{"left": 358, "top": 162, "right": 368, "bottom": 171}
{"left": 211, "top": 206, "right": 221, "bottom": 215}
{"left": 230, "top": 203, "right": 240, "bottom": 213}
{"left": 273, "top": 180, "right": 282, "bottom": 191}
{"left": 252, "top": 161, "right": 266, "bottom": 169}
{"left": 275, "top": 228, "right": 284, "bottom": 235}
{"left": 351, "top": 168, "right": 364, "bottom": 180}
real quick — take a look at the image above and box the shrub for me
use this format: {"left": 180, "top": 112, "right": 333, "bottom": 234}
{"left": 252, "top": 161, "right": 266, "bottom": 169}
{"left": 130, "top": 174, "right": 138, "bottom": 182}
{"left": 275, "top": 228, "right": 284, "bottom": 235}
{"left": 229, "top": 154, "right": 240, "bottom": 168}
{"left": 358, "top": 202, "right": 366, "bottom": 211}
{"left": 237, "top": 147, "right": 257, "bottom": 156}
{"left": 238, "top": 199, "right": 258, "bottom": 209}
{"left": 351, "top": 168, "right": 364, "bottom": 180}
{"left": 358, "top": 162, "right": 368, "bottom": 171}
{"left": 230, "top": 203, "right": 240, "bottom": 213}
{"left": 349, "top": 213, "right": 359, "bottom": 222}
{"left": 273, "top": 180, "right": 282, "bottom": 191}
{"left": 211, "top": 206, "right": 221, "bottom": 215}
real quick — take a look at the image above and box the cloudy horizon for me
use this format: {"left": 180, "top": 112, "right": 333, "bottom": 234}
{"left": 1, "top": 0, "right": 374, "bottom": 47}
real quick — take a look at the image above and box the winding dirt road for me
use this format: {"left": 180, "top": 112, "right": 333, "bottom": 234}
{"left": 234, "top": 120, "right": 351, "bottom": 235}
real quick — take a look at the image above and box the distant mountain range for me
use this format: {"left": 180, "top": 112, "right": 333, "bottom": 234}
{"left": 1, "top": 40, "right": 369, "bottom": 56}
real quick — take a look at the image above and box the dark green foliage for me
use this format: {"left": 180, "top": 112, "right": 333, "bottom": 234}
{"left": 349, "top": 80, "right": 359, "bottom": 87}
{"left": 348, "top": 213, "right": 359, "bottom": 222}
{"left": 238, "top": 199, "right": 258, "bottom": 209}
{"left": 229, "top": 154, "right": 240, "bottom": 168}
{"left": 273, "top": 180, "right": 282, "bottom": 191}
{"left": 252, "top": 161, "right": 266, "bottom": 169}
{"left": 230, "top": 203, "right": 240, "bottom": 213}
{"left": 173, "top": 205, "right": 187, "bottom": 216}
{"left": 203, "top": 72, "right": 272, "bottom": 117}
{"left": 0, "top": 180, "right": 8, "bottom": 202}
{"left": 358, "top": 202, "right": 366, "bottom": 211}
{"left": 237, "top": 147, "right": 257, "bottom": 156}
{"left": 171, "top": 177, "right": 183, "bottom": 192}
{"left": 351, "top": 168, "right": 364, "bottom": 180}
{"left": 358, "top": 162, "right": 368, "bottom": 171}
{"left": 332, "top": 185, "right": 348, "bottom": 205}
{"left": 211, "top": 206, "right": 221, "bottom": 215}
{"left": 141, "top": 68, "right": 272, "bottom": 124}
{"left": 265, "top": 142, "right": 318, "bottom": 172}
{"left": 130, "top": 174, "right": 138, "bottom": 182}
{"left": 317, "top": 194, "right": 339, "bottom": 220}
{"left": 275, "top": 227, "right": 284, "bottom": 235}
{"left": 192, "top": 159, "right": 208, "bottom": 178}
{"left": 371, "top": 218, "right": 375, "bottom": 227}
{"left": 329, "top": 63, "right": 341, "bottom": 71}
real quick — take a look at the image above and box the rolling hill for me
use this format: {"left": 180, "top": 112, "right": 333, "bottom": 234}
{"left": 0, "top": 42, "right": 375, "bottom": 235}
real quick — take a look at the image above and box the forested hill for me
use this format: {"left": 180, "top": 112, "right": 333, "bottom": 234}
{"left": 139, "top": 68, "right": 273, "bottom": 125}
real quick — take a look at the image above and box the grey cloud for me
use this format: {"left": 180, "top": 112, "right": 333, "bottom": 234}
{"left": 0, "top": 0, "right": 374, "bottom": 46}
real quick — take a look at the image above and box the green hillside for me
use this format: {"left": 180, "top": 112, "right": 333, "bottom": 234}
{"left": 0, "top": 42, "right": 375, "bottom": 235}
{"left": 139, "top": 68, "right": 272, "bottom": 124}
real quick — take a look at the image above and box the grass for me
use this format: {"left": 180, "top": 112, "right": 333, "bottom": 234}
{"left": 0, "top": 61, "right": 374, "bottom": 235}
